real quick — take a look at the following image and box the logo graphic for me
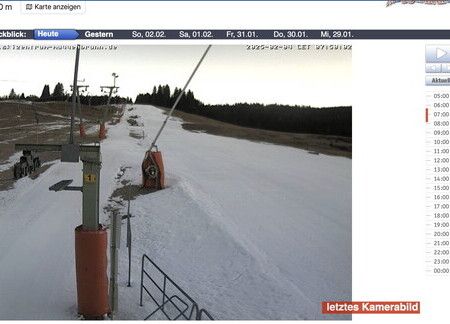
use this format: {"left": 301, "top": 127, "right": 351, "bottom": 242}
{"left": 387, "top": 0, "right": 449, "bottom": 6}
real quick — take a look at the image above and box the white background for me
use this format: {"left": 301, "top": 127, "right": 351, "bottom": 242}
{"left": 1, "top": 1, "right": 449, "bottom": 323}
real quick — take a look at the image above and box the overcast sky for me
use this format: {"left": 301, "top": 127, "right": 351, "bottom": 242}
{"left": 0, "top": 45, "right": 351, "bottom": 107}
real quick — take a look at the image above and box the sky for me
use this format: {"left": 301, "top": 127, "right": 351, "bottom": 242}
{"left": 0, "top": 45, "right": 351, "bottom": 107}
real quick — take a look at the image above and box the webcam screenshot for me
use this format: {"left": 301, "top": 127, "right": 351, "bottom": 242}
{"left": 0, "top": 1, "right": 447, "bottom": 323}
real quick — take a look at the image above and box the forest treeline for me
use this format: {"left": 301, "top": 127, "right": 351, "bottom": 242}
{"left": 135, "top": 85, "right": 352, "bottom": 137}
{"left": 0, "top": 83, "right": 132, "bottom": 105}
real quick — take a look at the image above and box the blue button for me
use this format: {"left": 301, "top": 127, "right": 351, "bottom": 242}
{"left": 34, "top": 29, "right": 79, "bottom": 40}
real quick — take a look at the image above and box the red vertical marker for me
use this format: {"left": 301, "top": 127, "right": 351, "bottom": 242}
{"left": 426, "top": 108, "right": 429, "bottom": 123}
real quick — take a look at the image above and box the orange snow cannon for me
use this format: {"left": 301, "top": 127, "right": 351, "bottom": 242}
{"left": 98, "top": 122, "right": 106, "bottom": 140}
{"left": 75, "top": 225, "right": 109, "bottom": 319}
{"left": 142, "top": 148, "right": 165, "bottom": 190}
{"left": 79, "top": 123, "right": 86, "bottom": 138}
{"left": 140, "top": 46, "right": 211, "bottom": 191}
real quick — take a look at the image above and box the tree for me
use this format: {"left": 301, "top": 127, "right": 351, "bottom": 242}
{"left": 156, "top": 85, "right": 163, "bottom": 106}
{"left": 51, "top": 82, "right": 65, "bottom": 100}
{"left": 8, "top": 88, "right": 16, "bottom": 99}
{"left": 136, "top": 83, "right": 352, "bottom": 137}
{"left": 162, "top": 84, "right": 171, "bottom": 107}
{"left": 40, "top": 85, "right": 51, "bottom": 100}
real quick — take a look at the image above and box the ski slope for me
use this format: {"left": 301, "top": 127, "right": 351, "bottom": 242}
{"left": 0, "top": 105, "right": 351, "bottom": 320}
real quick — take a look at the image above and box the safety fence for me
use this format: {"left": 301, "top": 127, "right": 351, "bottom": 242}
{"left": 139, "top": 254, "right": 213, "bottom": 320}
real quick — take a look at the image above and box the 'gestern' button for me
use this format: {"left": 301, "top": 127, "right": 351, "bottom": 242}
{"left": 34, "top": 29, "right": 79, "bottom": 40}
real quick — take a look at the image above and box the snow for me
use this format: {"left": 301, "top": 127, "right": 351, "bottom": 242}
{"left": 0, "top": 104, "right": 351, "bottom": 320}
{"left": 0, "top": 151, "right": 22, "bottom": 172}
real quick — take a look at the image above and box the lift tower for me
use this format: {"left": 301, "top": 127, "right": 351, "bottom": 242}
{"left": 98, "top": 73, "right": 119, "bottom": 139}
{"left": 14, "top": 45, "right": 109, "bottom": 319}
{"left": 71, "top": 83, "right": 89, "bottom": 137}
{"left": 100, "top": 73, "right": 119, "bottom": 106}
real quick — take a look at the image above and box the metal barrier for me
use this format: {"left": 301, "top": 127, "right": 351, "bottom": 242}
{"left": 197, "top": 308, "right": 214, "bottom": 320}
{"left": 139, "top": 254, "right": 213, "bottom": 320}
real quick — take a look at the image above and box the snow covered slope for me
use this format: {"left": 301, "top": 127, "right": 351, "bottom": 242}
{"left": 0, "top": 104, "right": 351, "bottom": 320}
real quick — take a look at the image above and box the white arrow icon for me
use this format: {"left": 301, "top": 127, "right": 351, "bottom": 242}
{"left": 437, "top": 48, "right": 447, "bottom": 59}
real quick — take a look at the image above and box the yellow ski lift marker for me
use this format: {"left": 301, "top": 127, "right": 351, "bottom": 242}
{"left": 84, "top": 173, "right": 96, "bottom": 183}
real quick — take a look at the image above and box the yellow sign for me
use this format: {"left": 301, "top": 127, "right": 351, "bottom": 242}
{"left": 84, "top": 173, "right": 96, "bottom": 183}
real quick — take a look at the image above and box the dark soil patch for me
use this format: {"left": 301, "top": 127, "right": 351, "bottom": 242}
{"left": 110, "top": 184, "right": 157, "bottom": 201}
{"left": 129, "top": 129, "right": 145, "bottom": 139}
{"left": 127, "top": 118, "right": 138, "bottom": 126}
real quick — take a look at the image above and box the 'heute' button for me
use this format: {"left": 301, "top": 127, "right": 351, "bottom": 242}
{"left": 426, "top": 63, "right": 441, "bottom": 73}
{"left": 34, "top": 29, "right": 79, "bottom": 40}
{"left": 426, "top": 76, "right": 450, "bottom": 86}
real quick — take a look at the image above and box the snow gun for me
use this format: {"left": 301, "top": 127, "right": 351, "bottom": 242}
{"left": 142, "top": 45, "right": 212, "bottom": 189}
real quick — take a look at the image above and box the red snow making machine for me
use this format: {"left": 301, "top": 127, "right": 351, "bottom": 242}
{"left": 142, "top": 147, "right": 165, "bottom": 190}
{"left": 140, "top": 45, "right": 211, "bottom": 191}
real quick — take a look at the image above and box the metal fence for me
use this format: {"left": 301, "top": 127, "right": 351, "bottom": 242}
{"left": 139, "top": 254, "right": 213, "bottom": 320}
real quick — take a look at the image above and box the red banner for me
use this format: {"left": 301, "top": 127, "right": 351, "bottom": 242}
{"left": 322, "top": 301, "right": 420, "bottom": 314}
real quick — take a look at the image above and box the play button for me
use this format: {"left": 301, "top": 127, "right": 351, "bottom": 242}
{"left": 426, "top": 45, "right": 450, "bottom": 63}
{"left": 437, "top": 48, "right": 447, "bottom": 59}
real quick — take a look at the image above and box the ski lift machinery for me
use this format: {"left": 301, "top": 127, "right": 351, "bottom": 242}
{"left": 99, "top": 73, "right": 119, "bottom": 139}
{"left": 70, "top": 81, "right": 89, "bottom": 138}
{"left": 142, "top": 45, "right": 212, "bottom": 189}
{"left": 11, "top": 45, "right": 211, "bottom": 318}
{"left": 12, "top": 103, "right": 42, "bottom": 179}
{"left": 14, "top": 46, "right": 109, "bottom": 319}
